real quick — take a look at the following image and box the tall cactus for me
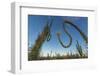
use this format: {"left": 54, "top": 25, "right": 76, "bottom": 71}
{"left": 57, "top": 23, "right": 72, "bottom": 48}
{"left": 28, "top": 20, "right": 53, "bottom": 60}
{"left": 64, "top": 20, "right": 88, "bottom": 44}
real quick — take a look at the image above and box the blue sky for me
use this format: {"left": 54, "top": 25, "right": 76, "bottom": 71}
{"left": 28, "top": 15, "right": 88, "bottom": 55}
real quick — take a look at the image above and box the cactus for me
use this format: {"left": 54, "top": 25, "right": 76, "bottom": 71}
{"left": 76, "top": 40, "right": 83, "bottom": 57}
{"left": 46, "top": 18, "right": 53, "bottom": 41}
{"left": 57, "top": 19, "right": 87, "bottom": 48}
{"left": 28, "top": 20, "right": 53, "bottom": 60}
{"left": 64, "top": 20, "right": 88, "bottom": 44}
{"left": 57, "top": 23, "right": 72, "bottom": 48}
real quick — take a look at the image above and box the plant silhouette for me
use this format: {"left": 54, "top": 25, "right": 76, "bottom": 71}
{"left": 56, "top": 19, "right": 87, "bottom": 49}
{"left": 28, "top": 17, "right": 88, "bottom": 60}
{"left": 28, "top": 19, "right": 53, "bottom": 60}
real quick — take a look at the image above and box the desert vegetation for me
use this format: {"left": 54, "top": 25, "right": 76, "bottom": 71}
{"left": 28, "top": 16, "right": 88, "bottom": 61}
{"left": 28, "top": 46, "right": 87, "bottom": 61}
